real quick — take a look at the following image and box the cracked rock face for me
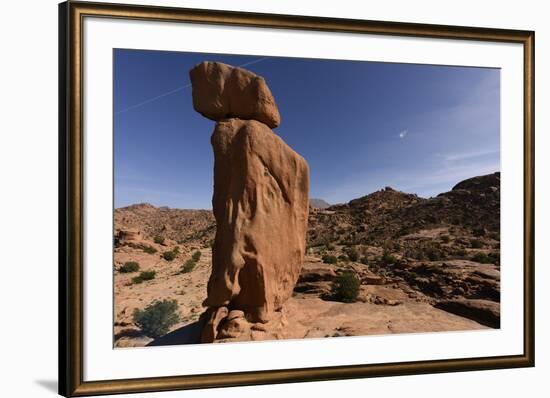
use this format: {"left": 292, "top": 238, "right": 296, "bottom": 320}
{"left": 189, "top": 62, "right": 309, "bottom": 341}
{"left": 206, "top": 118, "right": 309, "bottom": 323}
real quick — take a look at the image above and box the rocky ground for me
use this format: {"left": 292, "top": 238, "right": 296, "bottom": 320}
{"left": 114, "top": 172, "right": 500, "bottom": 347}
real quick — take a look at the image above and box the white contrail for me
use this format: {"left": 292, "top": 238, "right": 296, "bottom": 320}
{"left": 115, "top": 56, "right": 270, "bottom": 115}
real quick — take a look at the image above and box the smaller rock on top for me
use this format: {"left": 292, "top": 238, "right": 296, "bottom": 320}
{"left": 189, "top": 61, "right": 281, "bottom": 128}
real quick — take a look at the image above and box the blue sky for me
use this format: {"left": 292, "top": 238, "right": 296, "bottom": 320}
{"left": 114, "top": 49, "right": 500, "bottom": 209}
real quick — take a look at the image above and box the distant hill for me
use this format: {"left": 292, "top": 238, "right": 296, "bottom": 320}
{"left": 115, "top": 172, "right": 499, "bottom": 250}
{"left": 308, "top": 172, "right": 500, "bottom": 248}
{"left": 114, "top": 203, "right": 215, "bottom": 247}
{"left": 309, "top": 198, "right": 331, "bottom": 209}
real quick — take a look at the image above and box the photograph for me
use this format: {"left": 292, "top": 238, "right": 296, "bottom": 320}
{"left": 113, "top": 49, "right": 502, "bottom": 348}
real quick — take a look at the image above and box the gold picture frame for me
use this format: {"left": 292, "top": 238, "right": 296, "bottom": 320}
{"left": 59, "top": 1, "right": 535, "bottom": 396}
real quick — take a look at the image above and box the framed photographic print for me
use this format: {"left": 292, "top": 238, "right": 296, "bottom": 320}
{"left": 59, "top": 1, "right": 535, "bottom": 396}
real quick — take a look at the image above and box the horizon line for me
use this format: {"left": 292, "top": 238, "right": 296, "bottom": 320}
{"left": 115, "top": 170, "right": 500, "bottom": 211}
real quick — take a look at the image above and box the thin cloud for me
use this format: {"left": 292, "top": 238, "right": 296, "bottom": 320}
{"left": 399, "top": 129, "right": 408, "bottom": 139}
{"left": 115, "top": 56, "right": 269, "bottom": 115}
{"left": 440, "top": 149, "right": 500, "bottom": 162}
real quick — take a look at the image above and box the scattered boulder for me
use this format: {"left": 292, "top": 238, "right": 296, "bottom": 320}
{"left": 217, "top": 317, "right": 249, "bottom": 339}
{"left": 117, "top": 229, "right": 141, "bottom": 242}
{"left": 434, "top": 298, "right": 500, "bottom": 328}
{"left": 297, "top": 264, "right": 338, "bottom": 283}
{"left": 363, "top": 275, "right": 386, "bottom": 285}
{"left": 200, "top": 306, "right": 228, "bottom": 343}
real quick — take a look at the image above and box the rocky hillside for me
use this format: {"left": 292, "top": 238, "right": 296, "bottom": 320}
{"left": 114, "top": 172, "right": 500, "bottom": 346}
{"left": 310, "top": 198, "right": 331, "bottom": 209}
{"left": 308, "top": 172, "right": 500, "bottom": 248}
{"left": 115, "top": 173, "right": 500, "bottom": 261}
{"left": 115, "top": 203, "right": 215, "bottom": 248}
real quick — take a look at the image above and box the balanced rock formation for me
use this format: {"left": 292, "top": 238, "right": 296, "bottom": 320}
{"left": 189, "top": 61, "right": 281, "bottom": 128}
{"left": 189, "top": 61, "right": 309, "bottom": 342}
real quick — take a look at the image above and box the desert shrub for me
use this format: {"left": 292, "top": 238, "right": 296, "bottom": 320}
{"left": 143, "top": 245, "right": 157, "bottom": 254}
{"left": 162, "top": 250, "right": 177, "bottom": 261}
{"left": 398, "top": 226, "right": 412, "bottom": 236}
{"left": 472, "top": 252, "right": 492, "bottom": 264}
{"left": 453, "top": 248, "right": 467, "bottom": 257}
{"left": 473, "top": 227, "right": 486, "bottom": 237}
{"left": 425, "top": 246, "right": 442, "bottom": 261}
{"left": 338, "top": 254, "right": 349, "bottom": 262}
{"left": 132, "top": 270, "right": 156, "bottom": 284}
{"left": 325, "top": 242, "right": 335, "bottom": 251}
{"left": 153, "top": 235, "right": 165, "bottom": 245}
{"left": 470, "top": 239, "right": 483, "bottom": 249}
{"left": 440, "top": 235, "right": 451, "bottom": 243}
{"left": 192, "top": 250, "right": 202, "bottom": 262}
{"left": 360, "top": 256, "right": 369, "bottom": 265}
{"left": 180, "top": 259, "right": 196, "bottom": 274}
{"left": 488, "top": 251, "right": 500, "bottom": 265}
{"left": 346, "top": 247, "right": 359, "bottom": 262}
{"left": 322, "top": 255, "right": 338, "bottom": 264}
{"left": 380, "top": 251, "right": 398, "bottom": 265}
{"left": 119, "top": 261, "right": 139, "bottom": 273}
{"left": 489, "top": 232, "right": 500, "bottom": 241}
{"left": 403, "top": 247, "right": 424, "bottom": 260}
{"left": 173, "top": 246, "right": 180, "bottom": 254}
{"left": 140, "top": 270, "right": 156, "bottom": 280}
{"left": 132, "top": 299, "right": 180, "bottom": 338}
{"left": 333, "top": 272, "right": 360, "bottom": 303}
{"left": 407, "top": 271, "right": 419, "bottom": 280}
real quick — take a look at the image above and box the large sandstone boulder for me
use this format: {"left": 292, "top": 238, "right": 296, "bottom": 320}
{"left": 204, "top": 118, "right": 309, "bottom": 325}
{"left": 189, "top": 61, "right": 281, "bottom": 128}
{"left": 434, "top": 298, "right": 500, "bottom": 328}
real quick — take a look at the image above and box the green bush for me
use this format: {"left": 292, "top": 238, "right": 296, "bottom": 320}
{"left": 471, "top": 252, "right": 492, "bottom": 264}
{"left": 488, "top": 251, "right": 500, "bottom": 265}
{"left": 470, "top": 239, "right": 483, "bottom": 249}
{"left": 322, "top": 255, "right": 338, "bottom": 264}
{"left": 440, "top": 235, "right": 451, "bottom": 243}
{"left": 132, "top": 270, "right": 156, "bottom": 284}
{"left": 333, "top": 271, "right": 360, "bottom": 303}
{"left": 346, "top": 247, "right": 359, "bottom": 262}
{"left": 119, "top": 261, "right": 139, "bottom": 273}
{"left": 133, "top": 299, "right": 180, "bottom": 338}
{"left": 425, "top": 247, "right": 442, "bottom": 261}
{"left": 191, "top": 250, "right": 201, "bottom": 262}
{"left": 338, "top": 254, "right": 349, "bottom": 262}
{"left": 360, "top": 256, "right": 369, "bottom": 265}
{"left": 162, "top": 250, "right": 177, "bottom": 261}
{"left": 141, "top": 270, "right": 156, "bottom": 280}
{"left": 154, "top": 235, "right": 165, "bottom": 245}
{"left": 180, "top": 259, "right": 196, "bottom": 274}
{"left": 380, "top": 251, "right": 398, "bottom": 265}
{"left": 143, "top": 246, "right": 157, "bottom": 254}
{"left": 453, "top": 248, "right": 467, "bottom": 257}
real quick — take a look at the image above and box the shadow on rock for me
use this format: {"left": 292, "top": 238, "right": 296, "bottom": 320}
{"left": 114, "top": 328, "right": 144, "bottom": 340}
{"left": 147, "top": 318, "right": 206, "bottom": 346}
